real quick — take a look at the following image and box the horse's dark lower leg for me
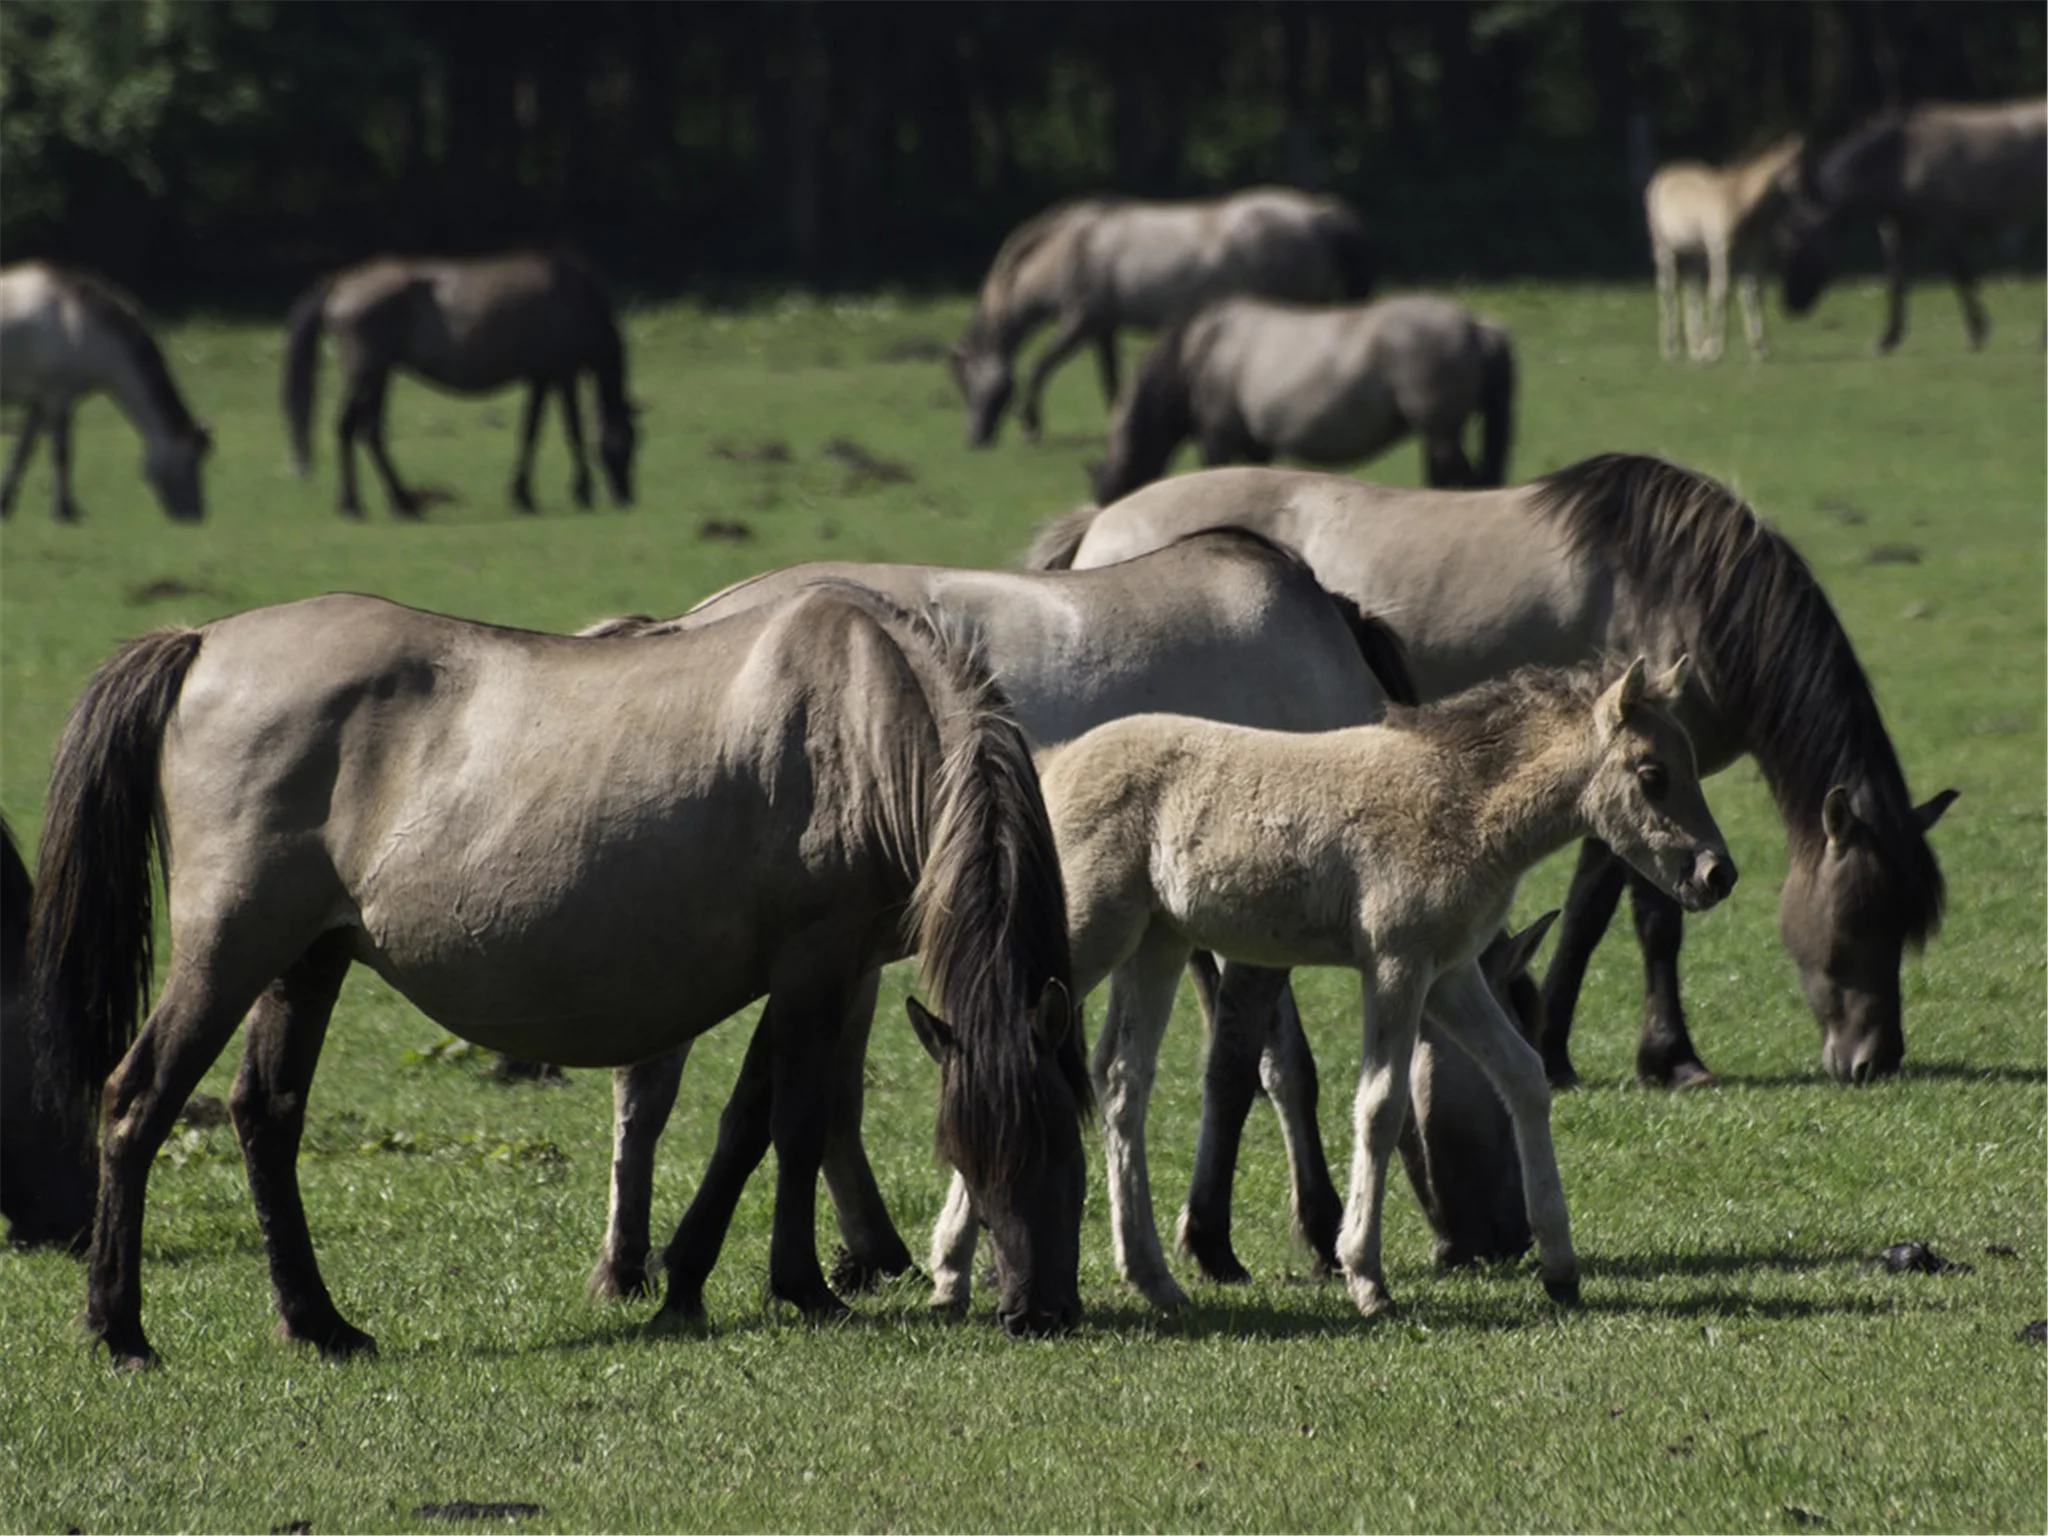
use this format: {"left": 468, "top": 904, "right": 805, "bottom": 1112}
{"left": 590, "top": 1047, "right": 688, "bottom": 1301}
{"left": 48, "top": 405, "right": 79, "bottom": 521}
{"left": 1424, "top": 436, "right": 1478, "bottom": 489}
{"left": 1537, "top": 839, "right": 1627, "bottom": 1087}
{"left": 763, "top": 972, "right": 850, "bottom": 1319}
{"left": 1628, "top": 873, "right": 1713, "bottom": 1088}
{"left": 0, "top": 403, "right": 43, "bottom": 518}
{"left": 819, "top": 971, "right": 915, "bottom": 1293}
{"left": 1018, "top": 311, "right": 1094, "bottom": 440}
{"left": 557, "top": 374, "right": 594, "bottom": 509}
{"left": 230, "top": 934, "right": 373, "bottom": 1358}
{"left": 1178, "top": 960, "right": 1292, "bottom": 1284}
{"left": 1876, "top": 220, "right": 1911, "bottom": 354}
{"left": 1946, "top": 240, "right": 1989, "bottom": 349}
{"left": 88, "top": 971, "right": 265, "bottom": 1367}
{"left": 1261, "top": 982, "right": 1342, "bottom": 1271}
{"left": 1093, "top": 333, "right": 1121, "bottom": 409}
{"left": 658, "top": 1012, "right": 776, "bottom": 1325}
{"left": 356, "top": 378, "right": 421, "bottom": 518}
{"left": 509, "top": 378, "right": 547, "bottom": 513}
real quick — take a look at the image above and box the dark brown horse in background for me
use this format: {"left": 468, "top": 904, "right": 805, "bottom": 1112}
{"left": 282, "top": 250, "right": 639, "bottom": 518}
{"left": 1781, "top": 98, "right": 2046, "bottom": 352}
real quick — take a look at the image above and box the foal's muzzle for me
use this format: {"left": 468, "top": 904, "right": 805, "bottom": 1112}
{"left": 1678, "top": 848, "right": 1738, "bottom": 911}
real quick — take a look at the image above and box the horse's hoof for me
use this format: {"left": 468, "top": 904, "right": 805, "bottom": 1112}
{"left": 1544, "top": 1058, "right": 1581, "bottom": 1091}
{"left": 1667, "top": 1061, "right": 1719, "bottom": 1092}
{"left": 1543, "top": 1274, "right": 1583, "bottom": 1308}
{"left": 1345, "top": 1274, "right": 1397, "bottom": 1319}
{"left": 644, "top": 1299, "right": 708, "bottom": 1337}
{"left": 587, "top": 1263, "right": 655, "bottom": 1303}
{"left": 337, "top": 503, "right": 366, "bottom": 521}
{"left": 94, "top": 1326, "right": 160, "bottom": 1371}
{"left": 306, "top": 1321, "right": 379, "bottom": 1360}
{"left": 827, "top": 1245, "right": 916, "bottom": 1297}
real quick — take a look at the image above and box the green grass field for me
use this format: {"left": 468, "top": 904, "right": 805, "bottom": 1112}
{"left": 2, "top": 276, "right": 2043, "bottom": 1534}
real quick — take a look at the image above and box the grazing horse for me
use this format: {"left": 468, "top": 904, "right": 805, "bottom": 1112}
{"left": 933, "top": 660, "right": 1735, "bottom": 1317}
{"left": 1645, "top": 135, "right": 1804, "bottom": 362}
{"left": 1, "top": 815, "right": 95, "bottom": 1249}
{"left": 577, "top": 533, "right": 1542, "bottom": 1306}
{"left": 1030, "top": 454, "right": 1956, "bottom": 1088}
{"left": 1089, "top": 294, "right": 1515, "bottom": 504}
{"left": 27, "top": 586, "right": 1088, "bottom": 1366}
{"left": 281, "top": 251, "right": 638, "bottom": 518}
{"left": 0, "top": 262, "right": 211, "bottom": 523}
{"left": 1780, "top": 99, "right": 2047, "bottom": 352}
{"left": 952, "top": 188, "right": 1376, "bottom": 447}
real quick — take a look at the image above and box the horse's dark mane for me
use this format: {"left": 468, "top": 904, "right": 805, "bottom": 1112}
{"left": 54, "top": 265, "right": 204, "bottom": 437}
{"left": 1530, "top": 452, "right": 1943, "bottom": 943}
{"left": 1810, "top": 111, "right": 1908, "bottom": 211}
{"left": 969, "top": 195, "right": 1129, "bottom": 346}
{"left": 1097, "top": 311, "right": 1199, "bottom": 498}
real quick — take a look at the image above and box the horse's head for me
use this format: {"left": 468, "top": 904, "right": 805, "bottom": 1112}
{"left": 1777, "top": 785, "right": 1955, "bottom": 1083}
{"left": 143, "top": 422, "right": 212, "bottom": 523}
{"left": 910, "top": 983, "right": 1086, "bottom": 1336}
{"left": 1583, "top": 657, "right": 1738, "bottom": 914}
{"left": 951, "top": 327, "right": 1014, "bottom": 449}
{"left": 598, "top": 399, "right": 640, "bottom": 507}
{"left": 1086, "top": 332, "right": 1193, "bottom": 504}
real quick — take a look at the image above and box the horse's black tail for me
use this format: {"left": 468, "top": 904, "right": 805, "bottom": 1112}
{"left": 1022, "top": 503, "right": 1102, "bottom": 570}
{"left": 281, "top": 275, "right": 333, "bottom": 475}
{"left": 1475, "top": 320, "right": 1516, "bottom": 487}
{"left": 1324, "top": 203, "right": 1379, "bottom": 301}
{"left": 1324, "top": 595, "right": 1421, "bottom": 708}
{"left": 29, "top": 627, "right": 204, "bottom": 1133}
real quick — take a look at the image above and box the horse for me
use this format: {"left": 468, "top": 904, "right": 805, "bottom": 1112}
{"left": 0, "top": 262, "right": 212, "bottom": 523}
{"left": 1, "top": 814, "right": 96, "bottom": 1249}
{"left": 952, "top": 188, "right": 1376, "bottom": 447}
{"left": 1029, "top": 454, "right": 1957, "bottom": 1089}
{"left": 573, "top": 533, "right": 1543, "bottom": 1309}
{"left": 1088, "top": 294, "right": 1515, "bottom": 504}
{"left": 931, "top": 658, "right": 1736, "bottom": 1318}
{"left": 1779, "top": 99, "right": 2047, "bottom": 352}
{"left": 26, "top": 585, "right": 1089, "bottom": 1367}
{"left": 1644, "top": 135, "right": 1804, "bottom": 362}
{"left": 281, "top": 250, "right": 639, "bottom": 518}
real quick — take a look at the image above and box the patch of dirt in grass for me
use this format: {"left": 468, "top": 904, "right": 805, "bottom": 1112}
{"left": 127, "top": 576, "right": 226, "bottom": 605}
{"left": 709, "top": 438, "right": 792, "bottom": 465}
{"left": 825, "top": 436, "right": 914, "bottom": 492}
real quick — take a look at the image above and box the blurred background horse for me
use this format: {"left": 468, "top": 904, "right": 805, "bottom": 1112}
{"left": 1644, "top": 135, "right": 1804, "bottom": 361}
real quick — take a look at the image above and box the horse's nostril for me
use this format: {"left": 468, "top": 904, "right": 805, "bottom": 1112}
{"left": 1703, "top": 855, "right": 1737, "bottom": 898}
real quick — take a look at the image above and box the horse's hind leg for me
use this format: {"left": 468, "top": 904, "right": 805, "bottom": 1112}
{"left": 509, "top": 378, "right": 548, "bottom": 514}
{"left": 1875, "top": 219, "right": 1911, "bottom": 353}
{"left": 1536, "top": 838, "right": 1626, "bottom": 1087}
{"left": 48, "top": 402, "right": 80, "bottom": 521}
{"left": 1626, "top": 872, "right": 1714, "bottom": 1089}
{"left": 556, "top": 373, "right": 594, "bottom": 509}
{"left": 1943, "top": 237, "right": 1989, "bottom": 349}
{"left": 88, "top": 963, "right": 278, "bottom": 1366}
{"left": 1018, "top": 310, "right": 1097, "bottom": 441}
{"left": 1423, "top": 435, "right": 1479, "bottom": 489}
{"left": 229, "top": 931, "right": 373, "bottom": 1358}
{"left": 344, "top": 366, "right": 422, "bottom": 518}
{"left": 590, "top": 1045, "right": 689, "bottom": 1301}
{"left": 0, "top": 402, "right": 43, "bottom": 518}
{"left": 1092, "top": 332, "right": 1121, "bottom": 409}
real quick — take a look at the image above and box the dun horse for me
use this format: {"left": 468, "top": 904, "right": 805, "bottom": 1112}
{"left": 1780, "top": 99, "right": 2047, "bottom": 352}
{"left": 1031, "top": 454, "right": 1956, "bottom": 1089}
{"left": 576, "top": 534, "right": 1543, "bottom": 1306}
{"left": 952, "top": 188, "right": 1375, "bottom": 447}
{"left": 1644, "top": 135, "right": 1804, "bottom": 362}
{"left": 28, "top": 586, "right": 1088, "bottom": 1366}
{"left": 1090, "top": 293, "right": 1515, "bottom": 504}
{"left": 932, "top": 660, "right": 1735, "bottom": 1317}
{"left": 0, "top": 262, "right": 212, "bottom": 523}
{"left": 281, "top": 250, "right": 638, "bottom": 518}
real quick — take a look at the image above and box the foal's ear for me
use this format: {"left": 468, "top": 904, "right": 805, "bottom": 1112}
{"left": 1913, "top": 787, "right": 1959, "bottom": 833}
{"left": 1599, "top": 657, "right": 1649, "bottom": 733}
{"left": 906, "top": 996, "right": 960, "bottom": 1065}
{"left": 1655, "top": 654, "right": 1693, "bottom": 704}
{"left": 1032, "top": 978, "right": 1075, "bottom": 1052}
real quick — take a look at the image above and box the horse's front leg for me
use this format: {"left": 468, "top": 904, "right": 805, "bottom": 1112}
{"left": 819, "top": 969, "right": 916, "bottom": 1293}
{"left": 1536, "top": 839, "right": 1626, "bottom": 1087}
{"left": 47, "top": 401, "right": 80, "bottom": 522}
{"left": 1018, "top": 309, "right": 1098, "bottom": 441}
{"left": 589, "top": 1045, "right": 689, "bottom": 1301}
{"left": 1336, "top": 962, "right": 1426, "bottom": 1318}
{"left": 509, "top": 377, "right": 548, "bottom": 513}
{"left": 556, "top": 372, "right": 594, "bottom": 509}
{"left": 1097, "top": 924, "right": 1194, "bottom": 1311}
{"left": 926, "top": 1170, "right": 981, "bottom": 1314}
{"left": 0, "top": 401, "right": 44, "bottom": 518}
{"left": 1092, "top": 331, "right": 1121, "bottom": 409}
{"left": 1421, "top": 962, "right": 1578, "bottom": 1307}
{"left": 1628, "top": 872, "right": 1713, "bottom": 1088}
{"left": 656, "top": 1010, "right": 775, "bottom": 1326}
{"left": 229, "top": 933, "right": 373, "bottom": 1358}
{"left": 1943, "top": 236, "right": 1990, "bottom": 350}
{"left": 1875, "top": 218, "right": 1912, "bottom": 354}
{"left": 761, "top": 955, "right": 860, "bottom": 1319}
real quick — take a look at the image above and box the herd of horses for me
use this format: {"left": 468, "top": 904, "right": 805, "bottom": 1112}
{"left": 0, "top": 95, "right": 2024, "bottom": 1367}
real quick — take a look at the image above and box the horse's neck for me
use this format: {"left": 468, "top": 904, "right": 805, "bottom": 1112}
{"left": 1730, "top": 144, "right": 1796, "bottom": 217}
{"left": 93, "top": 330, "right": 186, "bottom": 445}
{"left": 1463, "top": 728, "right": 1601, "bottom": 877}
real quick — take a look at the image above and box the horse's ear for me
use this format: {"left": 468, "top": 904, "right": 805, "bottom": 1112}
{"left": 1032, "top": 978, "right": 1075, "bottom": 1052}
{"left": 1913, "top": 788, "right": 1959, "bottom": 833}
{"left": 1499, "top": 909, "right": 1560, "bottom": 981}
{"left": 1656, "top": 654, "right": 1692, "bottom": 704}
{"left": 906, "top": 996, "right": 959, "bottom": 1065}
{"left": 1821, "top": 784, "right": 1859, "bottom": 853}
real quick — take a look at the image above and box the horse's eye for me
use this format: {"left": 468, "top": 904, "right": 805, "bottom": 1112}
{"left": 1637, "top": 762, "right": 1669, "bottom": 802}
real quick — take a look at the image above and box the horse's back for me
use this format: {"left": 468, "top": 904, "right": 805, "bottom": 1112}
{"left": 1902, "top": 99, "right": 2048, "bottom": 216}
{"left": 0, "top": 263, "right": 129, "bottom": 402}
{"left": 1094, "top": 189, "right": 1349, "bottom": 323}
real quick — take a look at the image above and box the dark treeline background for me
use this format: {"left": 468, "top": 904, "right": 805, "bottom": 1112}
{"left": 3, "top": 0, "right": 2042, "bottom": 305}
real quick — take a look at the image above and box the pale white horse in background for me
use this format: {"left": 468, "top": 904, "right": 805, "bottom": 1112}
{"left": 951, "top": 188, "right": 1376, "bottom": 447}
{"left": 1644, "top": 135, "right": 1804, "bottom": 362}
{"left": 0, "top": 262, "right": 212, "bottom": 522}
{"left": 931, "top": 659, "right": 1737, "bottom": 1319}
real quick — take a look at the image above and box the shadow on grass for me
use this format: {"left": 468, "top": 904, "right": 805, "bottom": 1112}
{"left": 1707, "top": 1060, "right": 2045, "bottom": 1090}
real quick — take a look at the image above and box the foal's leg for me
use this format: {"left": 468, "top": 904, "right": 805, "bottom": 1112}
{"left": 229, "top": 932, "right": 372, "bottom": 1357}
{"left": 557, "top": 374, "right": 594, "bottom": 510}
{"left": 1421, "top": 962, "right": 1578, "bottom": 1305}
{"left": 1536, "top": 839, "right": 1626, "bottom": 1087}
{"left": 1627, "top": 873, "right": 1714, "bottom": 1089}
{"left": 1336, "top": 962, "right": 1426, "bottom": 1318}
{"left": 1738, "top": 270, "right": 1768, "bottom": 360}
{"left": 1654, "top": 241, "right": 1681, "bottom": 362}
{"left": 589, "top": 1045, "right": 689, "bottom": 1301}
{"left": 1875, "top": 219, "right": 1911, "bottom": 354}
{"left": 1177, "top": 958, "right": 1287, "bottom": 1283}
{"left": 0, "top": 402, "right": 44, "bottom": 518}
{"left": 1018, "top": 309, "right": 1098, "bottom": 441}
{"left": 1097, "top": 924, "right": 1196, "bottom": 1311}
{"left": 510, "top": 377, "right": 548, "bottom": 514}
{"left": 1701, "top": 241, "right": 1730, "bottom": 363}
